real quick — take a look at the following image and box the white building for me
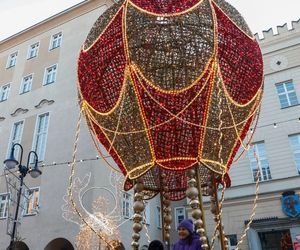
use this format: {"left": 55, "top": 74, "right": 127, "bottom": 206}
{"left": 1, "top": 1, "right": 300, "bottom": 249}
{"left": 0, "top": 1, "right": 162, "bottom": 249}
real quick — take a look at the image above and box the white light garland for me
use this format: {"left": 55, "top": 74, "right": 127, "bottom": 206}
{"left": 62, "top": 171, "right": 132, "bottom": 249}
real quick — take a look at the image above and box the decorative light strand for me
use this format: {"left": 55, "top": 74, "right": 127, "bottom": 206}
{"left": 67, "top": 108, "right": 116, "bottom": 249}
{"left": 142, "top": 205, "right": 151, "bottom": 243}
{"left": 235, "top": 139, "right": 260, "bottom": 250}
{"left": 210, "top": 74, "right": 228, "bottom": 250}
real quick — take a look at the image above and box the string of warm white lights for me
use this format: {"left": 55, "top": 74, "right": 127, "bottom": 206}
{"left": 62, "top": 172, "right": 123, "bottom": 249}
{"left": 250, "top": 116, "right": 300, "bottom": 131}
{"left": 0, "top": 156, "right": 111, "bottom": 178}
{"left": 235, "top": 135, "right": 261, "bottom": 250}
{"left": 67, "top": 109, "right": 117, "bottom": 249}
{"left": 42, "top": 155, "right": 110, "bottom": 167}
{"left": 1, "top": 115, "right": 297, "bottom": 180}
{"left": 1, "top": 117, "right": 296, "bottom": 177}
{"left": 1, "top": 116, "right": 299, "bottom": 179}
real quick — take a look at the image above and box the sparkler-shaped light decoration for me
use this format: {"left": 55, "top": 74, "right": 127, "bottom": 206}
{"left": 62, "top": 172, "right": 127, "bottom": 249}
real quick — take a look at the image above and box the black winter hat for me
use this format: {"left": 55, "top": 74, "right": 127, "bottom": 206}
{"left": 148, "top": 240, "right": 164, "bottom": 250}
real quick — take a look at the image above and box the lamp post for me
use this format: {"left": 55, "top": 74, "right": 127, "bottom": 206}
{"left": 3, "top": 143, "right": 42, "bottom": 250}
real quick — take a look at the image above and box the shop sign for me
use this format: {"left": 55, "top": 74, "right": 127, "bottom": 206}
{"left": 281, "top": 193, "right": 300, "bottom": 218}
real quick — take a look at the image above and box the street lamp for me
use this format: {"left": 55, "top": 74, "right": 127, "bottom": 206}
{"left": 3, "top": 143, "right": 42, "bottom": 249}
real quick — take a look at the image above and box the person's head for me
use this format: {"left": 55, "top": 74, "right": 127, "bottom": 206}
{"left": 177, "top": 219, "right": 194, "bottom": 240}
{"left": 148, "top": 240, "right": 164, "bottom": 250}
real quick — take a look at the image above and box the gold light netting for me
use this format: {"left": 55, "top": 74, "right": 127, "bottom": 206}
{"left": 78, "top": 0, "right": 263, "bottom": 200}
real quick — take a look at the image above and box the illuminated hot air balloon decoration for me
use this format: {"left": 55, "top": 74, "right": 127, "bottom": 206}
{"left": 77, "top": 0, "right": 263, "bottom": 249}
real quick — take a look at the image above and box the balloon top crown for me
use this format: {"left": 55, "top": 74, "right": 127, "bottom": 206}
{"left": 128, "top": 0, "right": 204, "bottom": 15}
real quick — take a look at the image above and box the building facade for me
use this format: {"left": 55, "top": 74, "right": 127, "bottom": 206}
{"left": 0, "top": 1, "right": 163, "bottom": 249}
{"left": 1, "top": 1, "right": 300, "bottom": 250}
{"left": 199, "top": 20, "right": 300, "bottom": 250}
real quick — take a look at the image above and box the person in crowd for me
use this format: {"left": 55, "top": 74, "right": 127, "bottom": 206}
{"left": 149, "top": 240, "right": 164, "bottom": 250}
{"left": 173, "top": 219, "right": 202, "bottom": 250}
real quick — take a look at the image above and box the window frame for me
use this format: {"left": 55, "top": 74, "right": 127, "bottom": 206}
{"left": 288, "top": 133, "right": 300, "bottom": 174}
{"left": 20, "top": 74, "right": 33, "bottom": 94}
{"left": 31, "top": 112, "right": 50, "bottom": 161}
{"left": 0, "top": 193, "right": 10, "bottom": 219}
{"left": 248, "top": 141, "right": 272, "bottom": 182}
{"left": 6, "top": 120, "right": 25, "bottom": 159}
{"left": 156, "top": 206, "right": 162, "bottom": 229}
{"left": 27, "top": 42, "right": 40, "bottom": 59}
{"left": 226, "top": 234, "right": 238, "bottom": 250}
{"left": 43, "top": 64, "right": 58, "bottom": 85}
{"left": 143, "top": 201, "right": 151, "bottom": 225}
{"left": 22, "top": 187, "right": 40, "bottom": 216}
{"left": 174, "top": 207, "right": 186, "bottom": 229}
{"left": 49, "top": 32, "right": 63, "bottom": 50}
{"left": 6, "top": 51, "right": 18, "bottom": 68}
{"left": 122, "top": 192, "right": 132, "bottom": 218}
{"left": 275, "top": 80, "right": 299, "bottom": 109}
{"left": 0, "top": 84, "right": 11, "bottom": 102}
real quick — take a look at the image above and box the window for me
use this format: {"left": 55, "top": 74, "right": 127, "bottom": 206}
{"left": 0, "top": 193, "right": 9, "bottom": 219}
{"left": 122, "top": 192, "right": 132, "bottom": 218}
{"left": 288, "top": 134, "right": 300, "bottom": 174}
{"left": 258, "top": 230, "right": 292, "bottom": 250}
{"left": 20, "top": 74, "right": 33, "bottom": 94}
{"left": 32, "top": 113, "right": 49, "bottom": 161}
{"left": 50, "top": 32, "right": 62, "bottom": 49}
{"left": 7, "top": 121, "right": 24, "bottom": 159}
{"left": 0, "top": 84, "right": 10, "bottom": 102}
{"left": 248, "top": 142, "right": 272, "bottom": 181}
{"left": 6, "top": 52, "right": 17, "bottom": 68}
{"left": 156, "top": 206, "right": 162, "bottom": 228}
{"left": 44, "top": 64, "right": 57, "bottom": 85}
{"left": 175, "top": 207, "right": 186, "bottom": 229}
{"left": 27, "top": 42, "right": 39, "bottom": 59}
{"left": 276, "top": 81, "right": 299, "bottom": 108}
{"left": 23, "top": 188, "right": 39, "bottom": 215}
{"left": 226, "top": 234, "right": 237, "bottom": 250}
{"left": 143, "top": 202, "right": 151, "bottom": 225}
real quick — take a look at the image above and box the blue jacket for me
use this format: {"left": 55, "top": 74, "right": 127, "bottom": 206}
{"left": 173, "top": 233, "right": 202, "bottom": 250}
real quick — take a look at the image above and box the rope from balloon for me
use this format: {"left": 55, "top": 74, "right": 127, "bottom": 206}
{"left": 209, "top": 76, "right": 228, "bottom": 249}
{"left": 233, "top": 108, "right": 261, "bottom": 163}
{"left": 235, "top": 141, "right": 261, "bottom": 249}
{"left": 142, "top": 204, "right": 151, "bottom": 243}
{"left": 82, "top": 103, "right": 122, "bottom": 174}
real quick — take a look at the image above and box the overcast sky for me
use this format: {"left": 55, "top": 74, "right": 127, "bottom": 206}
{"left": 0, "top": 0, "right": 300, "bottom": 41}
